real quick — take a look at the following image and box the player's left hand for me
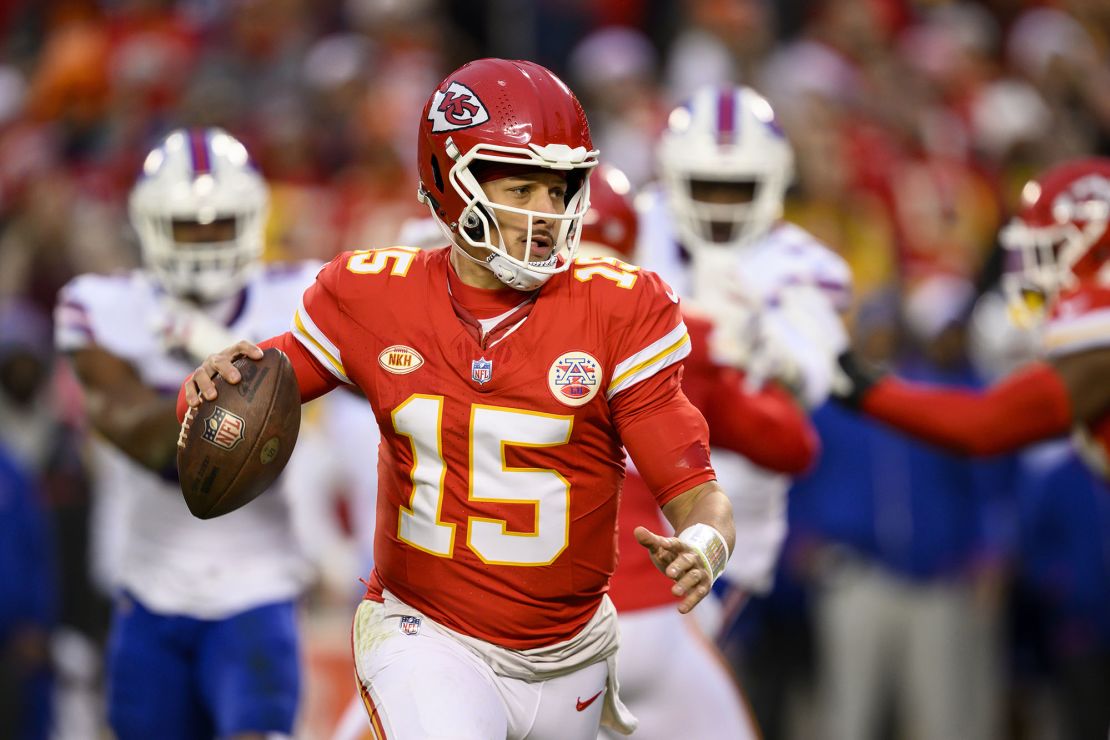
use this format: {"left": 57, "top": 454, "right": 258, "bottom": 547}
{"left": 634, "top": 526, "right": 712, "bottom": 614}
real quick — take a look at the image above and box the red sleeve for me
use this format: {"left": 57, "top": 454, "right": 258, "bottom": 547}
{"left": 613, "top": 364, "right": 717, "bottom": 507}
{"left": 174, "top": 332, "right": 341, "bottom": 423}
{"left": 704, "top": 372, "right": 819, "bottom": 474}
{"left": 860, "top": 361, "right": 1073, "bottom": 456}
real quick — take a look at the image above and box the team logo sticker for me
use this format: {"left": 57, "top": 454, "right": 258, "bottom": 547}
{"left": 548, "top": 351, "right": 602, "bottom": 407}
{"left": 428, "top": 82, "right": 489, "bottom": 133}
{"left": 379, "top": 345, "right": 425, "bottom": 375}
{"left": 399, "top": 615, "right": 421, "bottom": 636}
{"left": 201, "top": 406, "right": 245, "bottom": 450}
{"left": 471, "top": 357, "right": 493, "bottom": 385}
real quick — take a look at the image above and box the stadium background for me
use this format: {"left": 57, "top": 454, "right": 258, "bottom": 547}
{"left": 0, "top": 0, "right": 1108, "bottom": 738}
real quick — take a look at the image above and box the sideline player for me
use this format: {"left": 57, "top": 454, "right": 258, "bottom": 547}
{"left": 833, "top": 158, "right": 1110, "bottom": 474}
{"left": 636, "top": 85, "right": 852, "bottom": 618}
{"left": 180, "top": 59, "right": 736, "bottom": 740}
{"left": 55, "top": 128, "right": 317, "bottom": 740}
{"left": 583, "top": 165, "right": 815, "bottom": 740}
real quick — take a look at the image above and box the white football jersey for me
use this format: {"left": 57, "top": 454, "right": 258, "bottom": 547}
{"left": 55, "top": 263, "right": 323, "bottom": 619}
{"left": 636, "top": 187, "right": 852, "bottom": 592}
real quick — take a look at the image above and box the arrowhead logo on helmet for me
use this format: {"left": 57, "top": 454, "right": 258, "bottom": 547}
{"left": 428, "top": 82, "right": 490, "bottom": 133}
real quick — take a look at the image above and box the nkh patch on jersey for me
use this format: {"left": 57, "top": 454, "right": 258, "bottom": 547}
{"left": 428, "top": 82, "right": 489, "bottom": 133}
{"left": 379, "top": 345, "right": 424, "bottom": 375}
{"left": 548, "top": 351, "right": 602, "bottom": 407}
{"left": 202, "top": 406, "right": 246, "bottom": 450}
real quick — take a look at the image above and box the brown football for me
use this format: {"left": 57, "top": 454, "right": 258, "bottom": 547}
{"left": 176, "top": 348, "right": 301, "bottom": 519}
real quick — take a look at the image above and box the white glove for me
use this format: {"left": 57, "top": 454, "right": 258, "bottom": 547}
{"left": 152, "top": 298, "right": 239, "bottom": 363}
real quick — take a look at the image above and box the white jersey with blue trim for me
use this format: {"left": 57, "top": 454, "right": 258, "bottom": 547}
{"left": 636, "top": 186, "right": 852, "bottom": 594}
{"left": 55, "top": 262, "right": 322, "bottom": 619}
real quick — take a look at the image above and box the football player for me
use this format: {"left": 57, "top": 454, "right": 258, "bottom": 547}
{"left": 833, "top": 158, "right": 1110, "bottom": 474}
{"left": 636, "top": 85, "right": 852, "bottom": 617}
{"left": 180, "top": 59, "right": 736, "bottom": 740}
{"left": 582, "top": 165, "right": 816, "bottom": 740}
{"left": 55, "top": 128, "right": 319, "bottom": 740}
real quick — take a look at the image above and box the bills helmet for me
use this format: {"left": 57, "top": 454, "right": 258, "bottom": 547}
{"left": 417, "top": 58, "right": 599, "bottom": 290}
{"left": 579, "top": 164, "right": 637, "bottom": 260}
{"left": 1001, "top": 157, "right": 1110, "bottom": 320}
{"left": 657, "top": 85, "right": 793, "bottom": 253}
{"left": 129, "top": 128, "right": 268, "bottom": 302}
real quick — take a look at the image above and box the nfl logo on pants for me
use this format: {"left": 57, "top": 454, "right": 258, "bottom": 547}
{"left": 399, "top": 616, "right": 421, "bottom": 636}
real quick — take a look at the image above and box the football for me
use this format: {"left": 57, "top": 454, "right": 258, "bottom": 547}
{"left": 177, "top": 348, "right": 301, "bottom": 519}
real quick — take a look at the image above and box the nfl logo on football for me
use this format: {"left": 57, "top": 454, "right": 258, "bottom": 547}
{"left": 399, "top": 615, "right": 421, "bottom": 636}
{"left": 471, "top": 357, "right": 493, "bottom": 385}
{"left": 201, "top": 406, "right": 246, "bottom": 450}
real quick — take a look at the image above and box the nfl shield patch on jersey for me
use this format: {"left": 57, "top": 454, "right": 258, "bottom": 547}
{"left": 471, "top": 357, "right": 493, "bottom": 385}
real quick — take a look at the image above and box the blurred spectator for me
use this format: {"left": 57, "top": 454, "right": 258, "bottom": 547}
{"left": 1016, "top": 444, "right": 1110, "bottom": 740}
{"left": 794, "top": 283, "right": 1014, "bottom": 740}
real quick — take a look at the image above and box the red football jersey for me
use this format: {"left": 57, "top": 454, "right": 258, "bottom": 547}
{"left": 291, "top": 247, "right": 713, "bottom": 648}
{"left": 608, "top": 309, "right": 818, "bottom": 613}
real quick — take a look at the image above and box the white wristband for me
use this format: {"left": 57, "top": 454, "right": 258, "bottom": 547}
{"left": 677, "top": 524, "right": 730, "bottom": 584}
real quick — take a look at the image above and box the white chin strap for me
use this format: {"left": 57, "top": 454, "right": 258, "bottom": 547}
{"left": 486, "top": 253, "right": 554, "bottom": 290}
{"left": 451, "top": 242, "right": 554, "bottom": 291}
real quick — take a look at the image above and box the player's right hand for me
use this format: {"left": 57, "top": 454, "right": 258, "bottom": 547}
{"left": 184, "top": 340, "right": 264, "bottom": 407}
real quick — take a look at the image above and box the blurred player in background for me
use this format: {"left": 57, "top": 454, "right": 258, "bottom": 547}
{"left": 636, "top": 85, "right": 852, "bottom": 625}
{"left": 582, "top": 165, "right": 817, "bottom": 740}
{"left": 181, "top": 59, "right": 736, "bottom": 740}
{"left": 833, "top": 158, "right": 1110, "bottom": 474}
{"left": 54, "top": 128, "right": 319, "bottom": 740}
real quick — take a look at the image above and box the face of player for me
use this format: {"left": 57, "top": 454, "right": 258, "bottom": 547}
{"left": 479, "top": 171, "right": 568, "bottom": 262}
{"left": 690, "top": 179, "right": 756, "bottom": 243}
{"left": 171, "top": 216, "right": 238, "bottom": 245}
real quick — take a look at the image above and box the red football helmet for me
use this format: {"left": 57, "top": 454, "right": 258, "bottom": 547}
{"left": 579, "top": 164, "right": 637, "bottom": 260}
{"left": 416, "top": 58, "right": 599, "bottom": 290}
{"left": 1001, "top": 157, "right": 1110, "bottom": 317}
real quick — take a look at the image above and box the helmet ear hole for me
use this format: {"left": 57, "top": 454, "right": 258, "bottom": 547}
{"left": 430, "top": 154, "right": 445, "bottom": 193}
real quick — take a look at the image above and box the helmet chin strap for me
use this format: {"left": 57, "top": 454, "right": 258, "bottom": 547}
{"left": 450, "top": 242, "right": 553, "bottom": 291}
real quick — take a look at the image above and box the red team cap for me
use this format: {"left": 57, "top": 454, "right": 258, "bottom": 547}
{"left": 579, "top": 164, "right": 638, "bottom": 260}
{"left": 416, "top": 58, "right": 600, "bottom": 290}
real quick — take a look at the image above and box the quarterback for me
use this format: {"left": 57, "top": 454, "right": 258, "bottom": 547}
{"left": 180, "top": 59, "right": 735, "bottom": 740}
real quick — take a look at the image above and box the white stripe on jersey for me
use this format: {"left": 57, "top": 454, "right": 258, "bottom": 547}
{"left": 292, "top": 298, "right": 351, "bottom": 384}
{"left": 607, "top": 321, "right": 691, "bottom": 399}
{"left": 1043, "top": 307, "right": 1110, "bottom": 357}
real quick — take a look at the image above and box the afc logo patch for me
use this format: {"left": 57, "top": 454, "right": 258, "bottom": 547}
{"left": 548, "top": 351, "right": 602, "bottom": 407}
{"left": 399, "top": 615, "right": 421, "bottom": 636}
{"left": 471, "top": 357, "right": 493, "bottom": 385}
{"left": 428, "top": 81, "right": 490, "bottom": 133}
{"left": 201, "top": 406, "right": 245, "bottom": 450}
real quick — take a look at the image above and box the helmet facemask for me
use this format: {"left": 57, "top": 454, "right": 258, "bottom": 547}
{"left": 1000, "top": 198, "right": 1109, "bottom": 324}
{"left": 427, "top": 138, "right": 595, "bottom": 291}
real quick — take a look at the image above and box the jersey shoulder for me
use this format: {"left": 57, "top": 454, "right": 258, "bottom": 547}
{"left": 1044, "top": 281, "right": 1110, "bottom": 356}
{"left": 321, "top": 246, "right": 443, "bottom": 308}
{"left": 563, "top": 256, "right": 680, "bottom": 323}
{"left": 55, "top": 270, "right": 154, "bottom": 352}
{"left": 753, "top": 223, "right": 853, "bottom": 308}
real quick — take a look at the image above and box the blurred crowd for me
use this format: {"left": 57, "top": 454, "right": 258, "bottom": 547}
{"left": 1, "top": 0, "right": 1109, "bottom": 738}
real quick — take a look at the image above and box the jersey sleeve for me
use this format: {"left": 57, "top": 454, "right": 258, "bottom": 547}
{"left": 290, "top": 255, "right": 355, "bottom": 385}
{"left": 605, "top": 269, "right": 691, "bottom": 400}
